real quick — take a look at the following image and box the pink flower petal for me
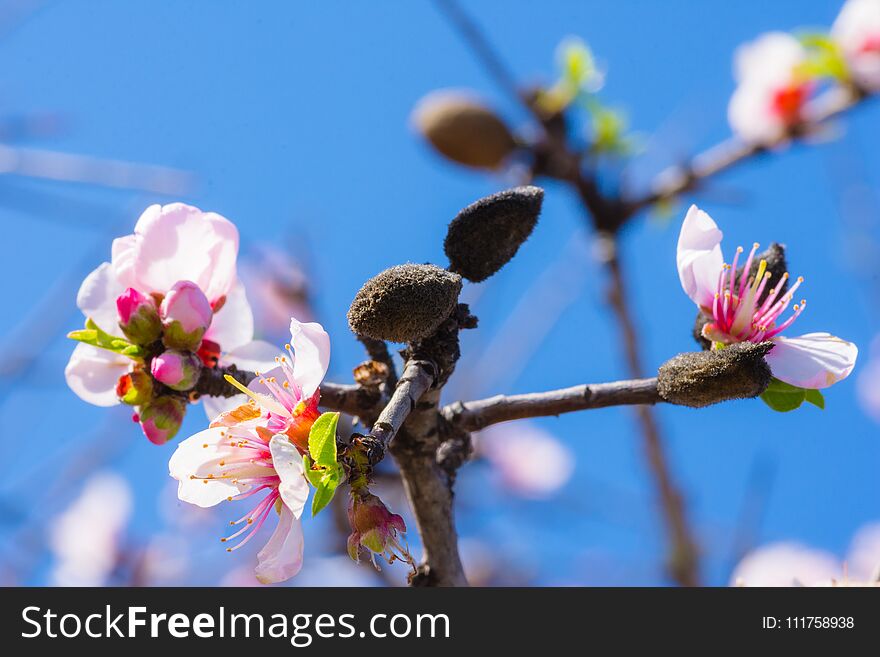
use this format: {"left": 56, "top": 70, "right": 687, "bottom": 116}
{"left": 64, "top": 343, "right": 129, "bottom": 407}
{"left": 117, "top": 203, "right": 239, "bottom": 302}
{"left": 77, "top": 262, "right": 126, "bottom": 335}
{"left": 289, "top": 318, "right": 331, "bottom": 398}
{"left": 676, "top": 205, "right": 724, "bottom": 310}
{"left": 766, "top": 332, "right": 859, "bottom": 389}
{"left": 254, "top": 505, "right": 304, "bottom": 584}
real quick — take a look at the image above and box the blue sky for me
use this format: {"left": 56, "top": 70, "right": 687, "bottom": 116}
{"left": 0, "top": 0, "right": 877, "bottom": 585}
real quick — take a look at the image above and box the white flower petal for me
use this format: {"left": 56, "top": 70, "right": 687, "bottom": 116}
{"left": 269, "top": 435, "right": 309, "bottom": 519}
{"left": 76, "top": 262, "right": 126, "bottom": 335}
{"left": 64, "top": 343, "right": 129, "bottom": 407}
{"left": 290, "top": 318, "right": 331, "bottom": 397}
{"left": 766, "top": 332, "right": 859, "bottom": 389}
{"left": 676, "top": 205, "right": 725, "bottom": 310}
{"left": 254, "top": 505, "right": 304, "bottom": 584}
{"left": 168, "top": 427, "right": 249, "bottom": 507}
{"left": 204, "top": 281, "right": 254, "bottom": 353}
{"left": 201, "top": 393, "right": 248, "bottom": 422}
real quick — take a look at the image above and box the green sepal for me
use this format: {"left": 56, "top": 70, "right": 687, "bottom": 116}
{"left": 67, "top": 318, "right": 145, "bottom": 359}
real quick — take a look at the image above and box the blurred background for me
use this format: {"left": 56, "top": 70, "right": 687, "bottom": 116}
{"left": 0, "top": 0, "right": 878, "bottom": 586}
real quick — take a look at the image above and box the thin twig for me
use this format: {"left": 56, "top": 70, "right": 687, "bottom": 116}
{"left": 443, "top": 377, "right": 660, "bottom": 431}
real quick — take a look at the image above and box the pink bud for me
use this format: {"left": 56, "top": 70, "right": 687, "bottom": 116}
{"left": 347, "top": 491, "right": 409, "bottom": 563}
{"left": 138, "top": 396, "right": 186, "bottom": 445}
{"left": 116, "top": 288, "right": 162, "bottom": 345}
{"left": 151, "top": 349, "right": 202, "bottom": 391}
{"left": 160, "top": 280, "right": 213, "bottom": 351}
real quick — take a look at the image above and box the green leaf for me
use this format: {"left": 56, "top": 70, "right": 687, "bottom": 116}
{"left": 804, "top": 388, "right": 825, "bottom": 410}
{"left": 760, "top": 378, "right": 806, "bottom": 412}
{"left": 760, "top": 378, "right": 825, "bottom": 412}
{"left": 796, "top": 32, "right": 849, "bottom": 81}
{"left": 67, "top": 318, "right": 144, "bottom": 359}
{"left": 311, "top": 464, "right": 343, "bottom": 516}
{"left": 308, "top": 411, "right": 340, "bottom": 468}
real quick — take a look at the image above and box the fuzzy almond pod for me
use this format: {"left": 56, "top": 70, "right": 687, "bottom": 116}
{"left": 445, "top": 186, "right": 544, "bottom": 283}
{"left": 658, "top": 341, "right": 773, "bottom": 408}
{"left": 412, "top": 90, "right": 517, "bottom": 170}
{"left": 348, "top": 264, "right": 462, "bottom": 343}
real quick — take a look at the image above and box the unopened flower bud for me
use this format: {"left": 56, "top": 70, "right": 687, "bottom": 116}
{"left": 116, "top": 288, "right": 162, "bottom": 345}
{"left": 445, "top": 186, "right": 544, "bottom": 282}
{"left": 412, "top": 90, "right": 518, "bottom": 170}
{"left": 347, "top": 491, "right": 409, "bottom": 564}
{"left": 160, "top": 280, "right": 213, "bottom": 351}
{"left": 151, "top": 349, "right": 202, "bottom": 391}
{"left": 657, "top": 342, "right": 773, "bottom": 408}
{"left": 138, "top": 396, "right": 186, "bottom": 445}
{"left": 115, "top": 369, "right": 154, "bottom": 406}
{"left": 348, "top": 264, "right": 461, "bottom": 343}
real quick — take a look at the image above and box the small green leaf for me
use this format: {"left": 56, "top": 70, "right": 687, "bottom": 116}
{"left": 311, "top": 464, "right": 343, "bottom": 516}
{"left": 760, "top": 378, "right": 806, "bottom": 412}
{"left": 804, "top": 388, "right": 825, "bottom": 410}
{"left": 759, "top": 378, "right": 826, "bottom": 412}
{"left": 308, "top": 411, "right": 340, "bottom": 468}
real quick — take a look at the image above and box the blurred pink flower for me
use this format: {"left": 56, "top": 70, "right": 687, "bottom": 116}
{"left": 49, "top": 472, "right": 132, "bottom": 587}
{"left": 731, "top": 542, "right": 842, "bottom": 586}
{"left": 239, "top": 245, "right": 314, "bottom": 340}
{"left": 833, "top": 0, "right": 880, "bottom": 91}
{"left": 728, "top": 32, "right": 812, "bottom": 144}
{"left": 479, "top": 422, "right": 574, "bottom": 498}
{"left": 677, "top": 206, "right": 857, "bottom": 389}
{"left": 856, "top": 335, "right": 880, "bottom": 422}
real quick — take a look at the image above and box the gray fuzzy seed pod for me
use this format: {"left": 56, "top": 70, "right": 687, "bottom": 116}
{"left": 444, "top": 186, "right": 544, "bottom": 283}
{"left": 348, "top": 264, "right": 462, "bottom": 343}
{"left": 658, "top": 341, "right": 773, "bottom": 408}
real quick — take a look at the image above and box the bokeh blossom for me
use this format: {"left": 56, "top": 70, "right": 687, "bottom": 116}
{"left": 169, "top": 318, "right": 330, "bottom": 584}
{"left": 728, "top": 32, "right": 812, "bottom": 144}
{"left": 677, "top": 206, "right": 857, "bottom": 390}
{"left": 832, "top": 0, "right": 880, "bottom": 91}
{"left": 479, "top": 422, "right": 574, "bottom": 499}
{"left": 65, "top": 203, "right": 278, "bottom": 442}
{"left": 856, "top": 335, "right": 880, "bottom": 422}
{"left": 49, "top": 472, "right": 132, "bottom": 587}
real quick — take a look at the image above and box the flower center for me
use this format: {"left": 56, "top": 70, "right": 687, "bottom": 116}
{"left": 705, "top": 242, "right": 806, "bottom": 346}
{"left": 771, "top": 83, "right": 809, "bottom": 124}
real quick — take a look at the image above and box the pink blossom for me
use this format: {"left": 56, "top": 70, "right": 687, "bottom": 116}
{"left": 169, "top": 318, "right": 331, "bottom": 584}
{"left": 677, "top": 206, "right": 857, "bottom": 389}
{"left": 832, "top": 0, "right": 880, "bottom": 91}
{"left": 116, "top": 287, "right": 162, "bottom": 344}
{"left": 728, "top": 32, "right": 813, "bottom": 144}
{"left": 139, "top": 396, "right": 187, "bottom": 444}
{"left": 66, "top": 203, "right": 278, "bottom": 414}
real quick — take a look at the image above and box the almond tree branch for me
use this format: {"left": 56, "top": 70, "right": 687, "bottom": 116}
{"left": 442, "top": 377, "right": 661, "bottom": 431}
